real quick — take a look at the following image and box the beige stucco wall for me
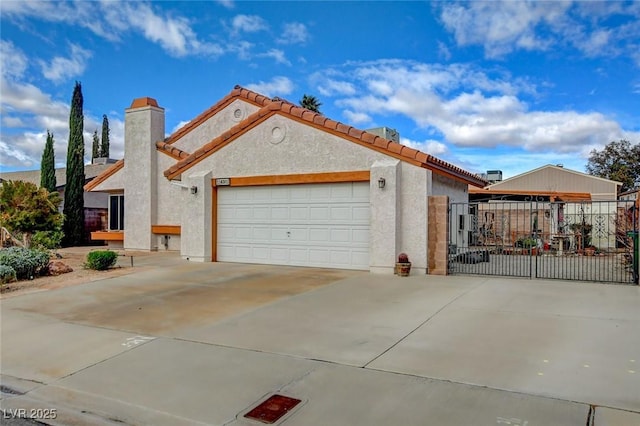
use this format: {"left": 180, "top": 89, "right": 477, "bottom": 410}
{"left": 178, "top": 114, "right": 431, "bottom": 273}
{"left": 123, "top": 104, "right": 164, "bottom": 251}
{"left": 171, "top": 99, "right": 262, "bottom": 154}
{"left": 154, "top": 153, "right": 183, "bottom": 251}
{"left": 432, "top": 173, "right": 468, "bottom": 203}
{"left": 90, "top": 167, "right": 125, "bottom": 192}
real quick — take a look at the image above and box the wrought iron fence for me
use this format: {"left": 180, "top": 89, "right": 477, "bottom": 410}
{"left": 449, "top": 200, "right": 638, "bottom": 284}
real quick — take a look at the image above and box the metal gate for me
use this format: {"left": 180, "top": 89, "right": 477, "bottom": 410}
{"left": 448, "top": 200, "right": 638, "bottom": 284}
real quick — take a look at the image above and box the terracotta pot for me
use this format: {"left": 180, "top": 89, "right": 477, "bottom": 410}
{"left": 396, "top": 262, "right": 411, "bottom": 277}
{"left": 585, "top": 248, "right": 595, "bottom": 256}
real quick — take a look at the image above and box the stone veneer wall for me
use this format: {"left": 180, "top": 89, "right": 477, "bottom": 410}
{"left": 428, "top": 195, "right": 449, "bottom": 275}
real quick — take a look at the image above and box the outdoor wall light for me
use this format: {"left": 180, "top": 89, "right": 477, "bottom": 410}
{"left": 190, "top": 186, "right": 198, "bottom": 194}
{"left": 378, "top": 177, "right": 386, "bottom": 189}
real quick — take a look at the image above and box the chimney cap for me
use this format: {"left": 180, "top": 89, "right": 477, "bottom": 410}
{"left": 129, "top": 97, "right": 160, "bottom": 109}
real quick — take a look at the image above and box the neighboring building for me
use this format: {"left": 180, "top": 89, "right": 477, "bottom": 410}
{"left": 86, "top": 86, "right": 486, "bottom": 273}
{"left": 0, "top": 162, "right": 117, "bottom": 240}
{"left": 465, "top": 164, "right": 624, "bottom": 251}
{"left": 619, "top": 188, "right": 639, "bottom": 202}
{"left": 471, "top": 164, "right": 620, "bottom": 202}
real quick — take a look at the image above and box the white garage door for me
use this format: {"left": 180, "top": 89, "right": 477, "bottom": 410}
{"left": 217, "top": 182, "right": 370, "bottom": 270}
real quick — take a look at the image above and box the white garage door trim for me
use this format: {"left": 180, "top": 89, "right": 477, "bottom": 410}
{"left": 217, "top": 182, "right": 370, "bottom": 270}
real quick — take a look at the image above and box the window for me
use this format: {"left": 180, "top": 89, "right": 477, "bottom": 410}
{"left": 109, "top": 195, "right": 125, "bottom": 230}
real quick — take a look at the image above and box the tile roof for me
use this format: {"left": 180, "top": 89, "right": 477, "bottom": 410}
{"left": 164, "top": 90, "right": 487, "bottom": 187}
{"left": 156, "top": 142, "right": 190, "bottom": 160}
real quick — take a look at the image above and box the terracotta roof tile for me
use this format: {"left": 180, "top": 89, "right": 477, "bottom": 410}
{"left": 387, "top": 143, "right": 403, "bottom": 155}
{"left": 313, "top": 115, "right": 327, "bottom": 126}
{"left": 400, "top": 146, "right": 419, "bottom": 159}
{"left": 348, "top": 128, "right": 364, "bottom": 139}
{"left": 164, "top": 86, "right": 488, "bottom": 187}
{"left": 324, "top": 119, "right": 339, "bottom": 130}
{"left": 301, "top": 110, "right": 316, "bottom": 121}
{"left": 336, "top": 123, "right": 350, "bottom": 134}
{"left": 373, "top": 137, "right": 389, "bottom": 150}
{"left": 360, "top": 132, "right": 376, "bottom": 144}
{"left": 415, "top": 152, "right": 429, "bottom": 164}
{"left": 156, "top": 141, "right": 190, "bottom": 160}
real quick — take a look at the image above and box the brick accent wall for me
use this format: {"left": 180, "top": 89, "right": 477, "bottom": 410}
{"left": 428, "top": 195, "right": 449, "bottom": 275}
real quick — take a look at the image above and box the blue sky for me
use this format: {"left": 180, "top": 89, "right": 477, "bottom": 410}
{"left": 1, "top": 1, "right": 639, "bottom": 179}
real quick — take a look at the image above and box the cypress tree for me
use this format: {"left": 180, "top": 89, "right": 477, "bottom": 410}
{"left": 91, "top": 130, "right": 100, "bottom": 161}
{"left": 101, "top": 114, "right": 110, "bottom": 158}
{"left": 40, "top": 131, "right": 57, "bottom": 193}
{"left": 62, "top": 81, "right": 86, "bottom": 246}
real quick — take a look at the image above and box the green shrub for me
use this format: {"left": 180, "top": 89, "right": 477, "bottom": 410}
{"left": 0, "top": 247, "right": 50, "bottom": 280}
{"left": 31, "top": 230, "right": 63, "bottom": 250}
{"left": 0, "top": 264, "right": 17, "bottom": 284}
{"left": 85, "top": 250, "right": 118, "bottom": 270}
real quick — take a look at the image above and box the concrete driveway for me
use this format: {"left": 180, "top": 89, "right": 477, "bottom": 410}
{"left": 1, "top": 254, "right": 639, "bottom": 425}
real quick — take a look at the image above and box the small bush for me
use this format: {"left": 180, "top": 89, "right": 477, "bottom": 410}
{"left": 0, "top": 247, "right": 50, "bottom": 280}
{"left": 85, "top": 250, "right": 118, "bottom": 270}
{"left": 0, "top": 264, "right": 17, "bottom": 284}
{"left": 32, "top": 230, "right": 63, "bottom": 250}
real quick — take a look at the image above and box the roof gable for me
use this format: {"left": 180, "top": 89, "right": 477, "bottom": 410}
{"left": 488, "top": 164, "right": 622, "bottom": 189}
{"left": 84, "top": 160, "right": 124, "bottom": 191}
{"left": 164, "top": 88, "right": 486, "bottom": 187}
{"left": 163, "top": 85, "right": 273, "bottom": 146}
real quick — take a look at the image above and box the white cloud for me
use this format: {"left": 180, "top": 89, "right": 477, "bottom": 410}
{"left": 342, "top": 110, "right": 371, "bottom": 125}
{"left": 402, "top": 138, "right": 449, "bottom": 156}
{"left": 315, "top": 78, "right": 356, "bottom": 97}
{"left": 258, "top": 49, "right": 291, "bottom": 66}
{"left": 0, "top": 75, "right": 124, "bottom": 170}
{"left": 278, "top": 22, "right": 308, "bottom": 45}
{"left": 172, "top": 120, "right": 191, "bottom": 133}
{"left": 439, "top": 1, "right": 640, "bottom": 63}
{"left": 0, "top": 40, "right": 28, "bottom": 80}
{"left": 437, "top": 41, "right": 452, "bottom": 61}
{"left": 245, "top": 76, "right": 294, "bottom": 98}
{"left": 120, "top": 2, "right": 223, "bottom": 57}
{"left": 231, "top": 14, "right": 268, "bottom": 35}
{"left": 216, "top": 0, "right": 235, "bottom": 9}
{"left": 440, "top": 1, "right": 561, "bottom": 58}
{"left": 39, "top": 44, "right": 92, "bottom": 84}
{"left": 325, "top": 60, "right": 639, "bottom": 159}
{"left": 3, "top": 1, "right": 224, "bottom": 58}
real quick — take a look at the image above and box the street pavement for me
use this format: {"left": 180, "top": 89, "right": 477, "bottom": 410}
{"left": 1, "top": 254, "right": 639, "bottom": 425}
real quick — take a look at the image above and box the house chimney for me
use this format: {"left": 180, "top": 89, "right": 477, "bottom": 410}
{"left": 123, "top": 97, "right": 165, "bottom": 250}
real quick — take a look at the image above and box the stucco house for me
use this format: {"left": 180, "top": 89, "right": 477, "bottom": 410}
{"left": 86, "top": 86, "right": 485, "bottom": 273}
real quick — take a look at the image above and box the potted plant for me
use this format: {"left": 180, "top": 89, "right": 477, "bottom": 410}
{"left": 396, "top": 253, "right": 411, "bottom": 277}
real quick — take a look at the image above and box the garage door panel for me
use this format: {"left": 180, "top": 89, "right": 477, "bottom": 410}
{"left": 217, "top": 182, "right": 369, "bottom": 270}
{"left": 353, "top": 206, "right": 370, "bottom": 221}
{"left": 270, "top": 206, "right": 288, "bottom": 220}
{"left": 290, "top": 207, "right": 308, "bottom": 220}
{"left": 353, "top": 229, "right": 369, "bottom": 244}
{"left": 290, "top": 248, "right": 309, "bottom": 263}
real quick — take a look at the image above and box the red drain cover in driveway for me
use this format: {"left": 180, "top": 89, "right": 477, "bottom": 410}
{"left": 244, "top": 394, "right": 302, "bottom": 424}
